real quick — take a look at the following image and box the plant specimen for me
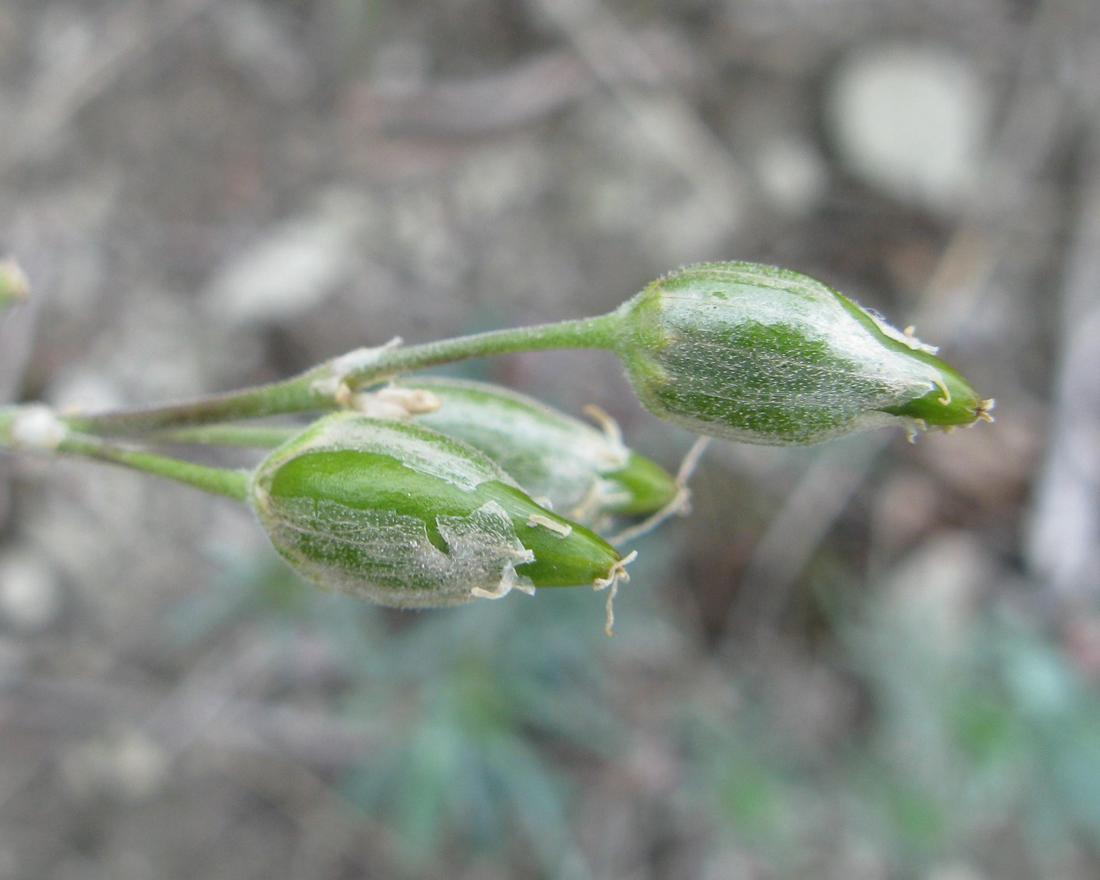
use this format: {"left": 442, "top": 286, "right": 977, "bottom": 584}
{"left": 0, "top": 261, "right": 992, "bottom": 631}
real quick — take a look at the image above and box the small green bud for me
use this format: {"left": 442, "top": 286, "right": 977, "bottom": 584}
{"left": 250, "top": 413, "right": 630, "bottom": 610}
{"left": 391, "top": 377, "right": 678, "bottom": 525}
{"left": 614, "top": 261, "right": 993, "bottom": 445}
{"left": 0, "top": 258, "right": 30, "bottom": 310}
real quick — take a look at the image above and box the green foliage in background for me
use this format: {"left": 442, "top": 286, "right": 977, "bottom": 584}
{"left": 167, "top": 546, "right": 1100, "bottom": 877}
{"left": 169, "top": 550, "right": 637, "bottom": 876}
{"left": 688, "top": 595, "right": 1100, "bottom": 877}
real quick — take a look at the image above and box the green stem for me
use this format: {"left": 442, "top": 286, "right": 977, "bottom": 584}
{"left": 352, "top": 314, "right": 620, "bottom": 376}
{"left": 150, "top": 424, "right": 299, "bottom": 449}
{"left": 59, "top": 434, "right": 249, "bottom": 501}
{"left": 0, "top": 409, "right": 248, "bottom": 501}
{"left": 63, "top": 312, "right": 622, "bottom": 437}
{"left": 0, "top": 408, "right": 16, "bottom": 444}
{"left": 63, "top": 367, "right": 334, "bottom": 438}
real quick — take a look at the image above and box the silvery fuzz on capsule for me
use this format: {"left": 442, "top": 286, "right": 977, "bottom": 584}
{"left": 613, "top": 262, "right": 992, "bottom": 445}
{"left": 249, "top": 413, "right": 628, "bottom": 609}
{"left": 389, "top": 377, "right": 678, "bottom": 527}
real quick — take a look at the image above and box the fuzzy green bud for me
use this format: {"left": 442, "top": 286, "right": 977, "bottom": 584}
{"left": 250, "top": 413, "right": 629, "bottom": 609}
{"left": 392, "top": 377, "right": 678, "bottom": 526}
{"left": 613, "top": 262, "right": 992, "bottom": 445}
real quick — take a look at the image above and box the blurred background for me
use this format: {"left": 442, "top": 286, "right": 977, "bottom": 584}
{"left": 1, "top": 0, "right": 1099, "bottom": 877}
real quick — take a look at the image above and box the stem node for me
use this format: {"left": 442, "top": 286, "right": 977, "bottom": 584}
{"left": 9, "top": 406, "right": 68, "bottom": 451}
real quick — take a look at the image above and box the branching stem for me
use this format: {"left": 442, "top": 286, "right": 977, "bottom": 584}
{"left": 149, "top": 424, "right": 299, "bottom": 448}
{"left": 1, "top": 407, "right": 249, "bottom": 501}
{"left": 62, "top": 313, "right": 621, "bottom": 438}
{"left": 0, "top": 312, "right": 622, "bottom": 501}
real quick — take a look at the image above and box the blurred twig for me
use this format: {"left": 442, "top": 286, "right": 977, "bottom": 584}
{"left": 349, "top": 37, "right": 690, "bottom": 138}
{"left": 1026, "top": 122, "right": 1100, "bottom": 600}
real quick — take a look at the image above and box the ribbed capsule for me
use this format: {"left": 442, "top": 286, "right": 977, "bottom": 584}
{"left": 613, "top": 262, "right": 992, "bottom": 445}
{"left": 249, "top": 413, "right": 627, "bottom": 609}
{"left": 390, "top": 377, "right": 678, "bottom": 526}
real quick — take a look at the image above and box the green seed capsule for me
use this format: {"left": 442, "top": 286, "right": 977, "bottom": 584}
{"left": 614, "top": 261, "right": 992, "bottom": 445}
{"left": 249, "top": 413, "right": 628, "bottom": 609}
{"left": 390, "top": 377, "right": 678, "bottom": 525}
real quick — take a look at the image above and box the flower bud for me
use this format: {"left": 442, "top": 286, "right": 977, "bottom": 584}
{"left": 395, "top": 378, "right": 678, "bottom": 525}
{"left": 614, "top": 262, "right": 992, "bottom": 445}
{"left": 249, "top": 413, "right": 628, "bottom": 609}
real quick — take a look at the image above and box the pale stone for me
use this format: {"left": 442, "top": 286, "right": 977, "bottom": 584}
{"left": 827, "top": 44, "right": 990, "bottom": 210}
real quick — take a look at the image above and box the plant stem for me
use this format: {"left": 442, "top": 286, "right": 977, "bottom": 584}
{"left": 0, "top": 408, "right": 16, "bottom": 444}
{"left": 354, "top": 314, "right": 620, "bottom": 376}
{"left": 63, "top": 368, "right": 335, "bottom": 437}
{"left": 0, "top": 409, "right": 249, "bottom": 501}
{"left": 150, "top": 424, "right": 299, "bottom": 448}
{"left": 64, "top": 312, "right": 622, "bottom": 437}
{"left": 59, "top": 434, "right": 250, "bottom": 501}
